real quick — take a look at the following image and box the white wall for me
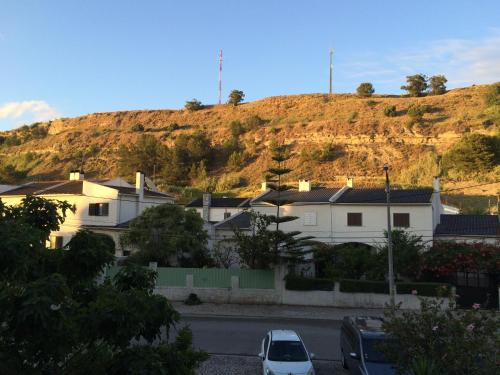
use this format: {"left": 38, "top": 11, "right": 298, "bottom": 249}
{"left": 435, "top": 236, "right": 500, "bottom": 245}
{"left": 331, "top": 204, "right": 434, "bottom": 247}
{"left": 193, "top": 207, "right": 245, "bottom": 222}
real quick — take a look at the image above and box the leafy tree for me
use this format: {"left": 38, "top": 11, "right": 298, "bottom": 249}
{"left": 117, "top": 134, "right": 168, "bottom": 178}
{"left": 233, "top": 211, "right": 278, "bottom": 269}
{"left": 442, "top": 133, "right": 499, "bottom": 176}
{"left": 429, "top": 75, "right": 447, "bottom": 95}
{"left": 314, "top": 242, "right": 376, "bottom": 279}
{"left": 0, "top": 197, "right": 208, "bottom": 373}
{"left": 382, "top": 297, "right": 499, "bottom": 375}
{"left": 356, "top": 82, "right": 375, "bottom": 97}
{"left": 123, "top": 204, "right": 211, "bottom": 267}
{"left": 401, "top": 74, "right": 428, "bottom": 97}
{"left": 383, "top": 105, "right": 397, "bottom": 117}
{"left": 484, "top": 82, "right": 500, "bottom": 106}
{"left": 228, "top": 90, "right": 245, "bottom": 106}
{"left": 184, "top": 98, "right": 203, "bottom": 111}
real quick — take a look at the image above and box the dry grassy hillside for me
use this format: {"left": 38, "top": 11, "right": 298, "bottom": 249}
{"left": 1, "top": 84, "right": 499, "bottom": 210}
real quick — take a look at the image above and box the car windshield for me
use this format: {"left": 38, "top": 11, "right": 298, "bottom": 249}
{"left": 267, "top": 340, "right": 308, "bottom": 362}
{"left": 362, "top": 338, "right": 391, "bottom": 363}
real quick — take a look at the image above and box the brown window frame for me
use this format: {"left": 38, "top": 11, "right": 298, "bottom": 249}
{"left": 347, "top": 212, "right": 362, "bottom": 226}
{"left": 393, "top": 213, "right": 410, "bottom": 228}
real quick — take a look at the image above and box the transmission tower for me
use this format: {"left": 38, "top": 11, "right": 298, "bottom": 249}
{"left": 218, "top": 49, "right": 223, "bottom": 104}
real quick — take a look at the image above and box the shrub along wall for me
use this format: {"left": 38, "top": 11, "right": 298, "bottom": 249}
{"left": 339, "top": 279, "right": 451, "bottom": 297}
{"left": 285, "top": 275, "right": 335, "bottom": 291}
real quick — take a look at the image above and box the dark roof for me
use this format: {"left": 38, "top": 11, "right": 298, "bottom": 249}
{"left": 186, "top": 197, "right": 250, "bottom": 208}
{"left": 113, "top": 186, "right": 173, "bottom": 198}
{"left": 252, "top": 187, "right": 341, "bottom": 204}
{"left": 335, "top": 188, "right": 433, "bottom": 204}
{"left": 435, "top": 214, "right": 500, "bottom": 236}
{"left": 214, "top": 211, "right": 252, "bottom": 230}
{"left": 0, "top": 180, "right": 172, "bottom": 198}
{"left": 0, "top": 181, "right": 83, "bottom": 195}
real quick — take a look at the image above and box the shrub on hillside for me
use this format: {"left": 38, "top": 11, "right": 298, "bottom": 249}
{"left": 384, "top": 105, "right": 397, "bottom": 117}
{"left": 245, "top": 115, "right": 266, "bottom": 129}
{"left": 407, "top": 103, "right": 428, "bottom": 121}
{"left": 227, "top": 151, "right": 247, "bottom": 171}
{"left": 131, "top": 123, "right": 145, "bottom": 132}
{"left": 348, "top": 111, "right": 358, "bottom": 124}
{"left": 397, "top": 152, "right": 440, "bottom": 187}
{"left": 185, "top": 98, "right": 203, "bottom": 111}
{"left": 228, "top": 120, "right": 245, "bottom": 137}
{"left": 484, "top": 82, "right": 500, "bottom": 106}
{"left": 442, "top": 133, "right": 499, "bottom": 176}
{"left": 356, "top": 82, "right": 375, "bottom": 97}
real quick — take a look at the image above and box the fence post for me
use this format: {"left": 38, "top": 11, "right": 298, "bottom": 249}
{"left": 186, "top": 274, "right": 194, "bottom": 289}
{"left": 231, "top": 275, "right": 239, "bottom": 290}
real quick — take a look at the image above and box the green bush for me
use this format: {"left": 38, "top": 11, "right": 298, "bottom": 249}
{"left": 285, "top": 276, "right": 334, "bottom": 291}
{"left": 340, "top": 279, "right": 389, "bottom": 294}
{"left": 484, "top": 82, "right": 500, "bottom": 106}
{"left": 384, "top": 105, "right": 397, "bottom": 117}
{"left": 356, "top": 82, "right": 375, "bottom": 97}
{"left": 185, "top": 99, "right": 203, "bottom": 111}
{"left": 131, "top": 123, "right": 145, "bottom": 132}
{"left": 407, "top": 104, "right": 428, "bottom": 120}
{"left": 397, "top": 282, "right": 451, "bottom": 297}
{"left": 245, "top": 115, "right": 266, "bottom": 129}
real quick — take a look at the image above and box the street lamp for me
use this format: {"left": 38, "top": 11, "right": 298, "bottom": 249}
{"left": 384, "top": 164, "right": 395, "bottom": 306}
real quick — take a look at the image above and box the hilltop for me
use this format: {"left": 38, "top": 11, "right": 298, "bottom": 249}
{"left": 1, "top": 84, "right": 499, "bottom": 211}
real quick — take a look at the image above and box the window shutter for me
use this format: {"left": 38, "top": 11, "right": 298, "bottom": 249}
{"left": 101, "top": 203, "right": 109, "bottom": 216}
{"left": 393, "top": 213, "right": 410, "bottom": 228}
{"left": 347, "top": 213, "right": 362, "bottom": 226}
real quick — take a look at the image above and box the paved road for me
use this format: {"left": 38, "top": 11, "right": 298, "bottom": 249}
{"left": 179, "top": 315, "right": 342, "bottom": 361}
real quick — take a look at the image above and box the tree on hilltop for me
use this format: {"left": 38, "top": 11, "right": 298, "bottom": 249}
{"left": 401, "top": 74, "right": 428, "bottom": 97}
{"left": 228, "top": 90, "right": 245, "bottom": 106}
{"left": 429, "top": 75, "right": 448, "bottom": 95}
{"left": 356, "top": 82, "right": 375, "bottom": 97}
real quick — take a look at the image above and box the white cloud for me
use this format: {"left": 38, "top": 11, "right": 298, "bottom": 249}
{"left": 0, "top": 100, "right": 60, "bottom": 124}
{"left": 339, "top": 30, "right": 500, "bottom": 91}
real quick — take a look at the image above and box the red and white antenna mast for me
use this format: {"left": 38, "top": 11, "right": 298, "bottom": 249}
{"left": 218, "top": 49, "right": 223, "bottom": 105}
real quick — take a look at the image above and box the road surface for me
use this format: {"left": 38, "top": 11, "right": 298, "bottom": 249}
{"left": 179, "top": 315, "right": 342, "bottom": 361}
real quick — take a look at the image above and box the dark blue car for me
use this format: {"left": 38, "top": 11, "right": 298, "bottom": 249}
{"left": 340, "top": 316, "right": 396, "bottom": 375}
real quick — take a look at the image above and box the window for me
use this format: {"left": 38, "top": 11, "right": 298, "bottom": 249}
{"left": 347, "top": 213, "right": 362, "bottom": 226}
{"left": 393, "top": 213, "right": 410, "bottom": 228}
{"left": 224, "top": 212, "right": 231, "bottom": 219}
{"left": 304, "top": 212, "right": 317, "bottom": 226}
{"left": 88, "top": 203, "right": 109, "bottom": 216}
{"left": 49, "top": 236, "right": 63, "bottom": 249}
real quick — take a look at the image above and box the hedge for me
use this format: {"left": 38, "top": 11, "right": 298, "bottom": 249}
{"left": 340, "top": 279, "right": 451, "bottom": 297}
{"left": 340, "top": 279, "right": 388, "bottom": 294}
{"left": 285, "top": 276, "right": 334, "bottom": 291}
{"left": 397, "top": 282, "right": 451, "bottom": 297}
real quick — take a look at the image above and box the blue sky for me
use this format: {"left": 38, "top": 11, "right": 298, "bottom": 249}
{"left": 1, "top": 0, "right": 499, "bottom": 130}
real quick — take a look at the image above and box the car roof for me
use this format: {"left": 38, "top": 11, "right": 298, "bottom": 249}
{"left": 270, "top": 330, "right": 301, "bottom": 341}
{"left": 345, "top": 316, "right": 386, "bottom": 337}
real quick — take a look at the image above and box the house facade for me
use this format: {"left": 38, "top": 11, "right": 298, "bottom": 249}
{"left": 0, "top": 171, "right": 174, "bottom": 255}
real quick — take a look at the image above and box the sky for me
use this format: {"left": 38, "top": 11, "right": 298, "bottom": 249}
{"left": 1, "top": 0, "right": 500, "bottom": 130}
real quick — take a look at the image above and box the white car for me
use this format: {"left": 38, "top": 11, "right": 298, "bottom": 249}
{"left": 259, "top": 330, "right": 315, "bottom": 375}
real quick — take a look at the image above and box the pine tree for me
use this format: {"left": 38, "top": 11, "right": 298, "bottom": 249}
{"left": 263, "top": 143, "right": 315, "bottom": 273}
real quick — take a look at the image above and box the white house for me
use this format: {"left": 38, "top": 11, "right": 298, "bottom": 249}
{"left": 243, "top": 178, "right": 442, "bottom": 248}
{"left": 0, "top": 171, "right": 174, "bottom": 255}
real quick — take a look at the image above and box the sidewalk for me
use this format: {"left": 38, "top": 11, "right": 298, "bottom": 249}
{"left": 173, "top": 302, "right": 388, "bottom": 320}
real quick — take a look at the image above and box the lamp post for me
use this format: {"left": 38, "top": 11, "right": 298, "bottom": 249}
{"left": 384, "top": 164, "right": 395, "bottom": 306}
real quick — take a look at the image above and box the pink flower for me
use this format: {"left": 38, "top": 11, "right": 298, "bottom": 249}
{"left": 466, "top": 324, "right": 475, "bottom": 332}
{"left": 472, "top": 303, "right": 480, "bottom": 310}
{"left": 411, "top": 289, "right": 418, "bottom": 295}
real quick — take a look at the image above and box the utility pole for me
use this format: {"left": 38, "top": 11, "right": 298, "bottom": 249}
{"left": 329, "top": 49, "right": 333, "bottom": 95}
{"left": 218, "top": 49, "right": 223, "bottom": 105}
{"left": 384, "top": 164, "right": 395, "bottom": 306}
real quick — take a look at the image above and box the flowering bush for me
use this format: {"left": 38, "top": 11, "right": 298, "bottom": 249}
{"left": 382, "top": 296, "right": 499, "bottom": 375}
{"left": 423, "top": 241, "right": 500, "bottom": 277}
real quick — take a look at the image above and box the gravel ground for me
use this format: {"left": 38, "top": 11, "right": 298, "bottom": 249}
{"left": 196, "top": 354, "right": 348, "bottom": 375}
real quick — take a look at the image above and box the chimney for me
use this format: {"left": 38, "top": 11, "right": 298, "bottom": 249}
{"left": 202, "top": 193, "right": 211, "bottom": 221}
{"left": 346, "top": 177, "right": 354, "bottom": 188}
{"left": 433, "top": 176, "right": 440, "bottom": 195}
{"left": 261, "top": 181, "right": 269, "bottom": 191}
{"left": 73, "top": 170, "right": 85, "bottom": 180}
{"left": 69, "top": 170, "right": 75, "bottom": 181}
{"left": 135, "top": 171, "right": 145, "bottom": 201}
{"left": 298, "top": 179, "right": 311, "bottom": 192}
